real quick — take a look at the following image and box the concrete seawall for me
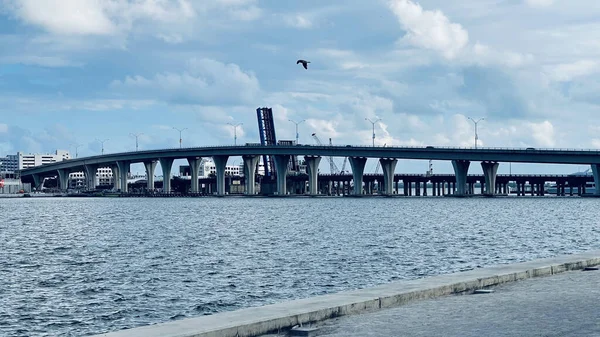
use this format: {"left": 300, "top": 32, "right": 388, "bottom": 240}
{"left": 93, "top": 250, "right": 600, "bottom": 337}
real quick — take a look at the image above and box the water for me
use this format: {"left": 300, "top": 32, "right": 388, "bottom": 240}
{"left": 1, "top": 197, "right": 599, "bottom": 336}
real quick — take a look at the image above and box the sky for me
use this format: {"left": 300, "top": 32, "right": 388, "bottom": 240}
{"left": 1, "top": 0, "right": 600, "bottom": 175}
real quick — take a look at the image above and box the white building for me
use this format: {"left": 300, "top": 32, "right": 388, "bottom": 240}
{"left": 199, "top": 159, "right": 243, "bottom": 177}
{"left": 18, "top": 150, "right": 71, "bottom": 169}
{"left": 68, "top": 167, "right": 115, "bottom": 189}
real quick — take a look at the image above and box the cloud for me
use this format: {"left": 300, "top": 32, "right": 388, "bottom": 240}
{"left": 0, "top": 123, "right": 74, "bottom": 154}
{"left": 546, "top": 60, "right": 600, "bottom": 82}
{"left": 0, "top": 55, "right": 83, "bottom": 67}
{"left": 284, "top": 14, "right": 313, "bottom": 29}
{"left": 527, "top": 120, "right": 555, "bottom": 147}
{"left": 525, "top": 0, "right": 554, "bottom": 8}
{"left": 458, "top": 66, "right": 529, "bottom": 118}
{"left": 2, "top": 0, "right": 261, "bottom": 38}
{"left": 110, "top": 58, "right": 260, "bottom": 105}
{"left": 156, "top": 33, "right": 184, "bottom": 44}
{"left": 229, "top": 5, "right": 262, "bottom": 21}
{"left": 388, "top": 0, "right": 469, "bottom": 59}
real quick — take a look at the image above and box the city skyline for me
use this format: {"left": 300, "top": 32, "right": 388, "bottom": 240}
{"left": 1, "top": 0, "right": 599, "bottom": 175}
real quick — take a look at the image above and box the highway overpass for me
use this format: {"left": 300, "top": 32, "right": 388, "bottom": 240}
{"left": 18, "top": 144, "right": 600, "bottom": 196}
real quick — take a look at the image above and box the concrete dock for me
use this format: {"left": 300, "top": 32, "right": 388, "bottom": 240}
{"left": 297, "top": 267, "right": 600, "bottom": 337}
{"left": 92, "top": 250, "right": 600, "bottom": 337}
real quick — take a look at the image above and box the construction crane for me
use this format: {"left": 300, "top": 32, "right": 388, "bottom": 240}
{"left": 340, "top": 157, "right": 348, "bottom": 174}
{"left": 311, "top": 133, "right": 340, "bottom": 174}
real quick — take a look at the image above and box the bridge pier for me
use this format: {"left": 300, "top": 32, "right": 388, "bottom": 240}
{"left": 84, "top": 164, "right": 98, "bottom": 190}
{"left": 117, "top": 161, "right": 130, "bottom": 193}
{"left": 452, "top": 160, "right": 470, "bottom": 195}
{"left": 111, "top": 164, "right": 120, "bottom": 190}
{"left": 304, "top": 156, "right": 322, "bottom": 195}
{"left": 32, "top": 174, "right": 42, "bottom": 190}
{"left": 273, "top": 155, "right": 290, "bottom": 195}
{"left": 481, "top": 161, "right": 499, "bottom": 195}
{"left": 159, "top": 158, "right": 174, "bottom": 193}
{"left": 144, "top": 160, "right": 157, "bottom": 191}
{"left": 592, "top": 165, "right": 600, "bottom": 195}
{"left": 242, "top": 155, "right": 259, "bottom": 195}
{"left": 57, "top": 169, "right": 69, "bottom": 191}
{"left": 213, "top": 155, "right": 229, "bottom": 196}
{"left": 349, "top": 157, "right": 367, "bottom": 195}
{"left": 187, "top": 157, "right": 202, "bottom": 193}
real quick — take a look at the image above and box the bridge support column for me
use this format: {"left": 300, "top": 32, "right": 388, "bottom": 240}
{"left": 349, "top": 157, "right": 367, "bottom": 195}
{"left": 84, "top": 164, "right": 98, "bottom": 190}
{"left": 187, "top": 157, "right": 202, "bottom": 193}
{"left": 32, "top": 174, "right": 42, "bottom": 190}
{"left": 213, "top": 155, "right": 229, "bottom": 196}
{"left": 273, "top": 155, "right": 290, "bottom": 195}
{"left": 57, "top": 169, "right": 69, "bottom": 191}
{"left": 451, "top": 160, "right": 470, "bottom": 196}
{"left": 144, "top": 160, "right": 157, "bottom": 191}
{"left": 481, "top": 161, "right": 499, "bottom": 195}
{"left": 242, "top": 155, "right": 260, "bottom": 195}
{"left": 111, "top": 164, "right": 120, "bottom": 190}
{"left": 159, "top": 158, "right": 174, "bottom": 193}
{"left": 304, "top": 156, "right": 321, "bottom": 195}
{"left": 592, "top": 165, "right": 600, "bottom": 195}
{"left": 379, "top": 158, "right": 397, "bottom": 195}
{"left": 116, "top": 161, "right": 130, "bottom": 193}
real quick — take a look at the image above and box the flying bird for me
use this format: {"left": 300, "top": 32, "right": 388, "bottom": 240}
{"left": 296, "top": 59, "right": 310, "bottom": 70}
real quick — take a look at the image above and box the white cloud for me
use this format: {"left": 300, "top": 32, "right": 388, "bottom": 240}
{"left": 0, "top": 123, "right": 8, "bottom": 133}
{"left": 229, "top": 5, "right": 262, "bottom": 21}
{"left": 388, "top": 0, "right": 469, "bottom": 59}
{"left": 156, "top": 33, "right": 183, "bottom": 44}
{"left": 110, "top": 58, "right": 260, "bottom": 105}
{"left": 3, "top": 0, "right": 262, "bottom": 38}
{"left": 525, "top": 0, "right": 554, "bottom": 8}
{"left": 528, "top": 120, "right": 555, "bottom": 147}
{"left": 4, "top": 0, "right": 196, "bottom": 36}
{"left": 284, "top": 14, "right": 312, "bottom": 29}
{"left": 546, "top": 60, "right": 600, "bottom": 82}
{"left": 472, "top": 43, "right": 535, "bottom": 68}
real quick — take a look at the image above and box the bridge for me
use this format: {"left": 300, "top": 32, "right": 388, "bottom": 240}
{"left": 18, "top": 144, "right": 600, "bottom": 196}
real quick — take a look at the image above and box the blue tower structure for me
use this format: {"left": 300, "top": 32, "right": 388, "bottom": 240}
{"left": 256, "top": 107, "right": 277, "bottom": 178}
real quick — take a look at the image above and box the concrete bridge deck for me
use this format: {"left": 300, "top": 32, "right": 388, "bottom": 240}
{"left": 18, "top": 144, "right": 600, "bottom": 197}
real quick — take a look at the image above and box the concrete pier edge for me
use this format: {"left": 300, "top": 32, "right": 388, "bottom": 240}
{"left": 93, "top": 250, "right": 600, "bottom": 337}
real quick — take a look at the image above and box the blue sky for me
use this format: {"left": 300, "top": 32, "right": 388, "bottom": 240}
{"left": 1, "top": 0, "right": 600, "bottom": 175}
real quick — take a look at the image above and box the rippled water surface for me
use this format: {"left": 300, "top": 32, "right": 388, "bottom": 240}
{"left": 1, "top": 197, "right": 599, "bottom": 336}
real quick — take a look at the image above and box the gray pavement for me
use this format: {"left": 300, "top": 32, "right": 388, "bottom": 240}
{"left": 266, "top": 269, "right": 600, "bottom": 337}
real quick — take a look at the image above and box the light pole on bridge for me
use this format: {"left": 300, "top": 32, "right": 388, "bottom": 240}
{"left": 96, "top": 138, "right": 109, "bottom": 155}
{"left": 129, "top": 133, "right": 143, "bottom": 152}
{"left": 365, "top": 117, "right": 381, "bottom": 147}
{"left": 288, "top": 119, "right": 305, "bottom": 145}
{"left": 173, "top": 127, "right": 188, "bottom": 149}
{"left": 70, "top": 143, "right": 81, "bottom": 158}
{"left": 467, "top": 117, "right": 484, "bottom": 149}
{"left": 227, "top": 123, "right": 243, "bottom": 146}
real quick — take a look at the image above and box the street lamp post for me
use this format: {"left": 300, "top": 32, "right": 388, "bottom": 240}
{"left": 467, "top": 117, "right": 485, "bottom": 149}
{"left": 227, "top": 123, "right": 243, "bottom": 146}
{"left": 96, "top": 138, "right": 109, "bottom": 155}
{"left": 173, "top": 127, "right": 188, "bottom": 149}
{"left": 288, "top": 119, "right": 306, "bottom": 145}
{"left": 129, "top": 133, "right": 143, "bottom": 151}
{"left": 365, "top": 117, "right": 382, "bottom": 147}
{"left": 70, "top": 143, "right": 81, "bottom": 158}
